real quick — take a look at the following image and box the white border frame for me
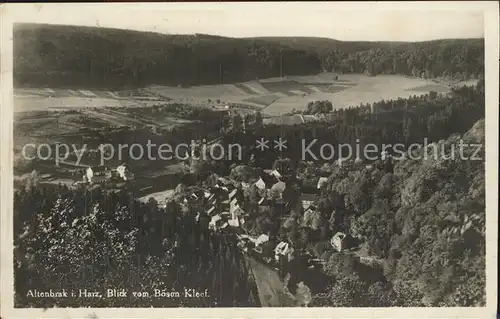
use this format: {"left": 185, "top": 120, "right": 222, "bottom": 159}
{"left": 1, "top": 2, "right": 498, "bottom": 318}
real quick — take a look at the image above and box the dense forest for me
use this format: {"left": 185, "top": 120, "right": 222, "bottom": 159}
{"left": 14, "top": 24, "right": 483, "bottom": 88}
{"left": 319, "top": 39, "right": 484, "bottom": 79}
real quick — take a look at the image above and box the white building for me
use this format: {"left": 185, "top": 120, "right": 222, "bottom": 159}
{"left": 116, "top": 164, "right": 134, "bottom": 180}
{"left": 255, "top": 234, "right": 270, "bottom": 246}
{"left": 268, "top": 169, "right": 282, "bottom": 180}
{"left": 86, "top": 166, "right": 109, "bottom": 183}
{"left": 330, "top": 232, "right": 354, "bottom": 252}
{"left": 317, "top": 177, "right": 328, "bottom": 190}
{"left": 209, "top": 214, "right": 222, "bottom": 230}
{"left": 255, "top": 178, "right": 266, "bottom": 190}
{"left": 274, "top": 241, "right": 294, "bottom": 262}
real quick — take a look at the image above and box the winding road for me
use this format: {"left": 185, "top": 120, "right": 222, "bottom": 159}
{"left": 245, "top": 255, "right": 298, "bottom": 307}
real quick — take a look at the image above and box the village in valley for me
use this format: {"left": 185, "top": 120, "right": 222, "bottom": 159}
{"left": 11, "top": 17, "right": 487, "bottom": 309}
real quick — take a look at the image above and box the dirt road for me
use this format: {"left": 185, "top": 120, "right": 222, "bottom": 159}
{"left": 245, "top": 256, "right": 298, "bottom": 307}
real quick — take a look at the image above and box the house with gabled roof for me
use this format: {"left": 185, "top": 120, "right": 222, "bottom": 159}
{"left": 228, "top": 188, "right": 238, "bottom": 201}
{"left": 207, "top": 206, "right": 216, "bottom": 216}
{"left": 255, "top": 177, "right": 267, "bottom": 190}
{"left": 270, "top": 181, "right": 286, "bottom": 199}
{"left": 86, "top": 166, "right": 110, "bottom": 183}
{"left": 116, "top": 163, "right": 134, "bottom": 181}
{"left": 228, "top": 218, "right": 240, "bottom": 227}
{"left": 264, "top": 169, "right": 282, "bottom": 180}
{"left": 317, "top": 177, "right": 328, "bottom": 190}
{"left": 209, "top": 214, "right": 223, "bottom": 230}
{"left": 274, "top": 241, "right": 295, "bottom": 262}
{"left": 230, "top": 205, "right": 245, "bottom": 220}
{"left": 330, "top": 232, "right": 356, "bottom": 252}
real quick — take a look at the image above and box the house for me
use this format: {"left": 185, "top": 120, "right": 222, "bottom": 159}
{"left": 189, "top": 192, "right": 200, "bottom": 201}
{"left": 317, "top": 177, "right": 328, "bottom": 190}
{"left": 146, "top": 124, "right": 159, "bottom": 134}
{"left": 207, "top": 206, "right": 216, "bottom": 216}
{"left": 228, "top": 189, "right": 238, "bottom": 201}
{"left": 209, "top": 214, "right": 223, "bottom": 230}
{"left": 300, "top": 193, "right": 317, "bottom": 211}
{"left": 303, "top": 210, "right": 322, "bottom": 230}
{"left": 302, "top": 200, "right": 314, "bottom": 212}
{"left": 330, "top": 232, "right": 356, "bottom": 252}
{"left": 270, "top": 181, "right": 286, "bottom": 199}
{"left": 255, "top": 177, "right": 266, "bottom": 190}
{"left": 336, "top": 158, "right": 344, "bottom": 167}
{"left": 264, "top": 169, "right": 282, "bottom": 180}
{"left": 260, "top": 172, "right": 278, "bottom": 188}
{"left": 274, "top": 241, "right": 295, "bottom": 262}
{"left": 86, "top": 166, "right": 110, "bottom": 183}
{"left": 230, "top": 197, "right": 239, "bottom": 207}
{"left": 217, "top": 177, "right": 233, "bottom": 186}
{"left": 302, "top": 208, "right": 315, "bottom": 228}
{"left": 116, "top": 164, "right": 134, "bottom": 180}
{"left": 207, "top": 193, "right": 216, "bottom": 203}
{"left": 230, "top": 205, "right": 245, "bottom": 221}
{"left": 255, "top": 234, "right": 270, "bottom": 246}
{"left": 228, "top": 218, "right": 240, "bottom": 227}
{"left": 381, "top": 150, "right": 389, "bottom": 160}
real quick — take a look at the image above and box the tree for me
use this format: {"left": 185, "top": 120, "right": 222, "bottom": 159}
{"left": 254, "top": 111, "right": 263, "bottom": 128}
{"left": 403, "top": 117, "right": 414, "bottom": 144}
{"left": 231, "top": 114, "right": 243, "bottom": 132}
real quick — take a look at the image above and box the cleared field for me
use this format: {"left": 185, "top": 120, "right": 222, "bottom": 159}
{"left": 243, "top": 94, "right": 282, "bottom": 106}
{"left": 263, "top": 74, "right": 461, "bottom": 116}
{"left": 15, "top": 73, "right": 474, "bottom": 116}
{"left": 14, "top": 87, "right": 168, "bottom": 112}
{"left": 406, "top": 83, "right": 450, "bottom": 92}
{"left": 148, "top": 84, "right": 252, "bottom": 100}
{"left": 242, "top": 81, "right": 271, "bottom": 95}
{"left": 260, "top": 80, "right": 314, "bottom": 94}
{"left": 14, "top": 112, "right": 97, "bottom": 138}
{"left": 138, "top": 189, "right": 175, "bottom": 206}
{"left": 233, "top": 83, "right": 258, "bottom": 95}
{"left": 14, "top": 96, "right": 145, "bottom": 112}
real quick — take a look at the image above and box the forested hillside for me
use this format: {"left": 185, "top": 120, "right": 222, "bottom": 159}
{"left": 308, "top": 118, "right": 485, "bottom": 306}
{"left": 319, "top": 39, "right": 484, "bottom": 79}
{"left": 14, "top": 23, "right": 483, "bottom": 88}
{"left": 14, "top": 24, "right": 320, "bottom": 88}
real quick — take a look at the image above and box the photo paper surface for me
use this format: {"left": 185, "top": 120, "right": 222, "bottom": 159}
{"left": 1, "top": 2, "right": 498, "bottom": 318}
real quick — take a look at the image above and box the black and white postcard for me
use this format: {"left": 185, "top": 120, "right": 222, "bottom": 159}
{"left": 1, "top": 2, "right": 498, "bottom": 318}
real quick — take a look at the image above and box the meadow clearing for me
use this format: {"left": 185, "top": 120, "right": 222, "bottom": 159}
{"left": 260, "top": 74, "right": 470, "bottom": 116}
{"left": 14, "top": 73, "right": 477, "bottom": 118}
